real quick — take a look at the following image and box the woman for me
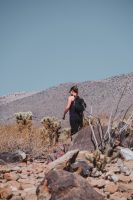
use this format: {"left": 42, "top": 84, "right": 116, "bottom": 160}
{"left": 63, "top": 85, "right": 83, "bottom": 135}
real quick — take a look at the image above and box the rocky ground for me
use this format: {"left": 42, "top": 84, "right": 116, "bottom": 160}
{"left": 0, "top": 148, "right": 133, "bottom": 200}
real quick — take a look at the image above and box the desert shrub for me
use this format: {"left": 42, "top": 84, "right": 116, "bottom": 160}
{"left": 58, "top": 128, "right": 71, "bottom": 143}
{"left": 83, "top": 115, "right": 90, "bottom": 127}
{"left": 15, "top": 111, "right": 32, "bottom": 121}
{"left": 15, "top": 111, "right": 32, "bottom": 131}
{"left": 41, "top": 116, "right": 61, "bottom": 145}
{"left": 86, "top": 150, "right": 108, "bottom": 171}
{"left": 0, "top": 124, "right": 51, "bottom": 158}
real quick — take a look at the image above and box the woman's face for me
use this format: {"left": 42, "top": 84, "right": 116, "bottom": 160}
{"left": 70, "top": 90, "right": 77, "bottom": 96}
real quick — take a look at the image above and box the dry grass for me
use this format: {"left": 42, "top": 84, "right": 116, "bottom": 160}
{"left": 0, "top": 123, "right": 51, "bottom": 158}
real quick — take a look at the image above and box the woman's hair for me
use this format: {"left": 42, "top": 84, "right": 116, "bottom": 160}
{"left": 69, "top": 85, "right": 78, "bottom": 93}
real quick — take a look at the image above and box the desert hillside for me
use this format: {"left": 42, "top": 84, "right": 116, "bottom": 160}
{"left": 0, "top": 73, "right": 133, "bottom": 200}
{"left": 0, "top": 72, "right": 133, "bottom": 125}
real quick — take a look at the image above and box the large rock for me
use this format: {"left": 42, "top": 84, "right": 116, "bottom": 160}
{"left": 70, "top": 160, "right": 92, "bottom": 177}
{"left": 69, "top": 126, "right": 107, "bottom": 151}
{"left": 0, "top": 150, "right": 27, "bottom": 164}
{"left": 36, "top": 169, "right": 105, "bottom": 200}
{"left": 47, "top": 149, "right": 79, "bottom": 171}
{"left": 119, "top": 147, "right": 133, "bottom": 161}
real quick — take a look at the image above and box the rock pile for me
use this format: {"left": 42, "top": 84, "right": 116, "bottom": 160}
{"left": 0, "top": 161, "right": 45, "bottom": 200}
{"left": 0, "top": 149, "right": 133, "bottom": 199}
{"left": 87, "top": 158, "right": 133, "bottom": 200}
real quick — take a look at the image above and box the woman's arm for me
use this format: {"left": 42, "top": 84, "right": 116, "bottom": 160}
{"left": 62, "top": 96, "right": 74, "bottom": 119}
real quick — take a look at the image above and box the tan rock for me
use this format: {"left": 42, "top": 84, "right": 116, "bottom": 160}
{"left": 18, "top": 162, "right": 27, "bottom": 167}
{"left": 104, "top": 182, "right": 118, "bottom": 194}
{"left": 47, "top": 149, "right": 79, "bottom": 171}
{"left": 24, "top": 193, "right": 37, "bottom": 200}
{"left": 110, "top": 191, "right": 123, "bottom": 199}
{"left": 118, "top": 174, "right": 131, "bottom": 183}
{"left": 19, "top": 174, "right": 28, "bottom": 179}
{"left": 0, "top": 186, "right": 12, "bottom": 199}
{"left": 122, "top": 191, "right": 133, "bottom": 199}
{"left": 129, "top": 171, "right": 133, "bottom": 181}
{"left": 87, "top": 177, "right": 106, "bottom": 188}
{"left": 11, "top": 166, "right": 22, "bottom": 173}
{"left": 6, "top": 180, "right": 21, "bottom": 191}
{"left": 4, "top": 172, "right": 19, "bottom": 181}
{"left": 10, "top": 195, "right": 23, "bottom": 200}
{"left": 18, "top": 178, "right": 35, "bottom": 184}
{"left": 123, "top": 160, "right": 133, "bottom": 170}
{"left": 105, "top": 165, "right": 120, "bottom": 173}
{"left": 20, "top": 183, "right": 35, "bottom": 190}
{"left": 118, "top": 183, "right": 133, "bottom": 194}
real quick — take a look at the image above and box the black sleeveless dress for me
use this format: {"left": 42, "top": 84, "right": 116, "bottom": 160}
{"left": 69, "top": 99, "right": 83, "bottom": 135}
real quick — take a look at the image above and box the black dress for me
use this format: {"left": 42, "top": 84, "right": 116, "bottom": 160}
{"left": 69, "top": 99, "right": 83, "bottom": 135}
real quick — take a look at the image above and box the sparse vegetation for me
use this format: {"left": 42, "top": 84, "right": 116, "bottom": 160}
{"left": 15, "top": 111, "right": 32, "bottom": 131}
{"left": 41, "top": 116, "right": 61, "bottom": 145}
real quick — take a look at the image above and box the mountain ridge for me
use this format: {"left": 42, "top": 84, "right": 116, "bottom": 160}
{"left": 0, "top": 72, "right": 133, "bottom": 125}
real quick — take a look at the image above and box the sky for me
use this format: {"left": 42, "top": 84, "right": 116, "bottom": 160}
{"left": 0, "top": 0, "right": 133, "bottom": 95}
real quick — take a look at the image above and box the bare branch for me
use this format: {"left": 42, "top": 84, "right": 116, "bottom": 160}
{"left": 122, "top": 103, "right": 133, "bottom": 121}
{"left": 97, "top": 118, "right": 104, "bottom": 142}
{"left": 104, "top": 108, "right": 113, "bottom": 142}
{"left": 112, "top": 82, "right": 128, "bottom": 123}
{"left": 119, "top": 111, "right": 133, "bottom": 134}
{"left": 89, "top": 120, "right": 99, "bottom": 150}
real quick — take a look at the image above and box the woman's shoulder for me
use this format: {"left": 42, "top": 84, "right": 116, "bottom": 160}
{"left": 68, "top": 95, "right": 75, "bottom": 101}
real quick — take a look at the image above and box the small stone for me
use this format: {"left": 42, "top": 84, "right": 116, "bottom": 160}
{"left": 20, "top": 183, "right": 35, "bottom": 190}
{"left": 118, "top": 174, "right": 131, "bottom": 183}
{"left": 11, "top": 166, "right": 22, "bottom": 173}
{"left": 118, "top": 183, "right": 133, "bottom": 194}
{"left": 129, "top": 171, "right": 133, "bottom": 181}
{"left": 24, "top": 193, "right": 37, "bottom": 200}
{"left": 10, "top": 195, "right": 23, "bottom": 200}
{"left": 6, "top": 180, "right": 21, "bottom": 191}
{"left": 4, "top": 172, "right": 19, "bottom": 181}
{"left": 92, "top": 179, "right": 106, "bottom": 188}
{"left": 0, "top": 186, "right": 13, "bottom": 199}
{"left": 91, "top": 168, "right": 102, "bottom": 177}
{"left": 110, "top": 174, "right": 119, "bottom": 183}
{"left": 104, "top": 182, "right": 118, "bottom": 194}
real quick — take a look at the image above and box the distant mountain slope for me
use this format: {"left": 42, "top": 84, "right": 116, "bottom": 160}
{"left": 0, "top": 91, "right": 37, "bottom": 105}
{"left": 0, "top": 73, "right": 133, "bottom": 125}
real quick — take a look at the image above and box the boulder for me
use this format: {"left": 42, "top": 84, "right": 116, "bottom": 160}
{"left": 69, "top": 126, "right": 107, "bottom": 151}
{"left": 36, "top": 169, "right": 105, "bottom": 200}
{"left": 47, "top": 149, "right": 79, "bottom": 171}
{"left": 119, "top": 147, "right": 133, "bottom": 161}
{"left": 70, "top": 160, "right": 92, "bottom": 177}
{"left": 0, "top": 150, "right": 27, "bottom": 164}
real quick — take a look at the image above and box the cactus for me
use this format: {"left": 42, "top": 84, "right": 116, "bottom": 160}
{"left": 15, "top": 112, "right": 32, "bottom": 124}
{"left": 86, "top": 149, "right": 108, "bottom": 171}
{"left": 15, "top": 112, "right": 32, "bottom": 131}
{"left": 41, "top": 116, "right": 61, "bottom": 145}
{"left": 58, "top": 128, "right": 71, "bottom": 143}
{"left": 83, "top": 116, "right": 90, "bottom": 127}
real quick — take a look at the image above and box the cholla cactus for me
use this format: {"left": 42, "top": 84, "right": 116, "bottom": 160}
{"left": 41, "top": 117, "right": 61, "bottom": 132}
{"left": 86, "top": 150, "right": 108, "bottom": 171}
{"left": 41, "top": 116, "right": 61, "bottom": 145}
{"left": 83, "top": 115, "right": 97, "bottom": 127}
{"left": 15, "top": 111, "right": 32, "bottom": 125}
{"left": 58, "top": 128, "right": 71, "bottom": 143}
{"left": 83, "top": 116, "right": 90, "bottom": 127}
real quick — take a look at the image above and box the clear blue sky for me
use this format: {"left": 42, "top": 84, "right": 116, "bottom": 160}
{"left": 0, "top": 0, "right": 133, "bottom": 95}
